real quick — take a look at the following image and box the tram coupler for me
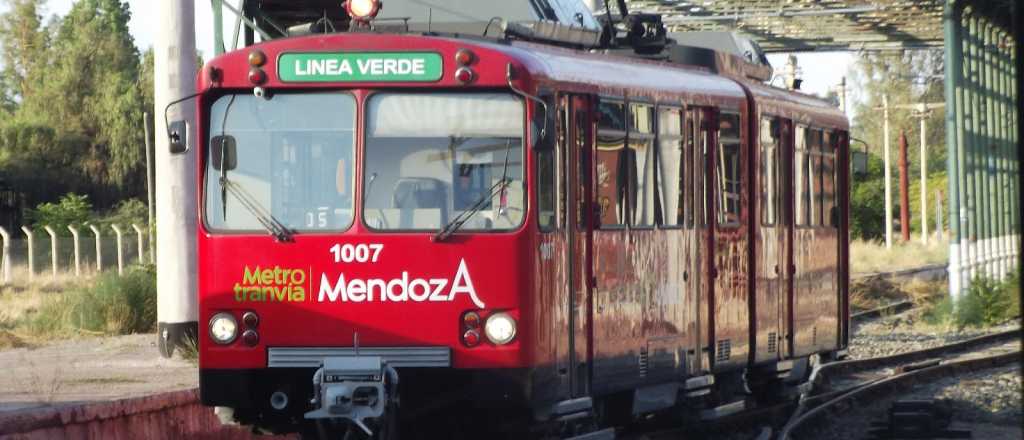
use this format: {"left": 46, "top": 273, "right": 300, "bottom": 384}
{"left": 304, "top": 356, "right": 399, "bottom": 436}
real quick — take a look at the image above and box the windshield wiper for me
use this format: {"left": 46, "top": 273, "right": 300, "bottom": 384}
{"left": 219, "top": 176, "right": 295, "bottom": 242}
{"left": 433, "top": 138, "right": 513, "bottom": 242}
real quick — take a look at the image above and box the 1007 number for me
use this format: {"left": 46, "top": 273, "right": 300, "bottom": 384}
{"left": 330, "top": 243, "right": 384, "bottom": 263}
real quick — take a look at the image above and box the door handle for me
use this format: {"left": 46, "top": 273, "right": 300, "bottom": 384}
{"left": 774, "top": 265, "right": 780, "bottom": 275}
{"left": 683, "top": 271, "right": 689, "bottom": 281}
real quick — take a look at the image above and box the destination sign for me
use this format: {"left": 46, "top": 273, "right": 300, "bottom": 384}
{"left": 278, "top": 52, "right": 443, "bottom": 83}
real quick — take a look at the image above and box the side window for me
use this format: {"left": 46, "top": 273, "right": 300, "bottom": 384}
{"left": 795, "top": 125, "right": 810, "bottom": 227}
{"left": 657, "top": 106, "right": 684, "bottom": 227}
{"left": 630, "top": 103, "right": 656, "bottom": 227}
{"left": 537, "top": 102, "right": 563, "bottom": 232}
{"left": 596, "top": 100, "right": 627, "bottom": 228}
{"left": 807, "top": 129, "right": 823, "bottom": 227}
{"left": 716, "top": 112, "right": 742, "bottom": 226}
{"left": 760, "top": 117, "right": 778, "bottom": 226}
{"left": 823, "top": 130, "right": 837, "bottom": 228}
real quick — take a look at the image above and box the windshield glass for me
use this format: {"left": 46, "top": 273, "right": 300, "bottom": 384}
{"left": 205, "top": 92, "right": 355, "bottom": 232}
{"left": 363, "top": 93, "right": 525, "bottom": 231}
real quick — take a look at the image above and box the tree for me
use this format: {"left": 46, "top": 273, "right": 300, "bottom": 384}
{"left": 0, "top": 0, "right": 49, "bottom": 106}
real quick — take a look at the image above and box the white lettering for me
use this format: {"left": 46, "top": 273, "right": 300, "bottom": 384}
{"left": 295, "top": 60, "right": 308, "bottom": 76}
{"left": 412, "top": 59, "right": 425, "bottom": 75}
{"left": 315, "top": 259, "right": 485, "bottom": 307}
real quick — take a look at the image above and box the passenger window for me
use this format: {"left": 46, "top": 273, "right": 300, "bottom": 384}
{"left": 597, "top": 101, "right": 627, "bottom": 228}
{"left": 760, "top": 117, "right": 778, "bottom": 226}
{"left": 807, "top": 129, "right": 823, "bottom": 226}
{"left": 716, "top": 112, "right": 742, "bottom": 226}
{"left": 630, "top": 103, "right": 656, "bottom": 227}
{"left": 795, "top": 125, "right": 810, "bottom": 227}
{"left": 657, "top": 107, "right": 684, "bottom": 227}
{"left": 538, "top": 102, "right": 565, "bottom": 232}
{"left": 823, "top": 131, "right": 837, "bottom": 228}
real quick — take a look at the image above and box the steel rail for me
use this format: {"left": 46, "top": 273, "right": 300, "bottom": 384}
{"left": 777, "top": 348, "right": 1021, "bottom": 440}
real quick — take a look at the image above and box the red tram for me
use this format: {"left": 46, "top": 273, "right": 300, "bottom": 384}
{"left": 194, "top": 1, "right": 849, "bottom": 438}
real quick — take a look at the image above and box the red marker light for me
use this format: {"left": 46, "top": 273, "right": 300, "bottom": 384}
{"left": 248, "top": 68, "right": 267, "bottom": 85}
{"left": 455, "top": 49, "right": 475, "bottom": 66}
{"left": 454, "top": 67, "right": 475, "bottom": 85}
{"left": 462, "top": 329, "right": 481, "bottom": 347}
{"left": 242, "top": 330, "right": 259, "bottom": 347}
{"left": 345, "top": 0, "right": 382, "bottom": 22}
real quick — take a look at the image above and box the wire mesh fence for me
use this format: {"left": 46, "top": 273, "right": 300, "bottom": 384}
{"left": 0, "top": 224, "right": 151, "bottom": 284}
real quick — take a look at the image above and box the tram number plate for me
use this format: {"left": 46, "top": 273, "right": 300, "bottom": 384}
{"left": 330, "top": 243, "right": 384, "bottom": 263}
{"left": 279, "top": 52, "right": 444, "bottom": 83}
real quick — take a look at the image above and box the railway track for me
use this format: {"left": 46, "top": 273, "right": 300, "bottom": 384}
{"left": 778, "top": 328, "right": 1021, "bottom": 440}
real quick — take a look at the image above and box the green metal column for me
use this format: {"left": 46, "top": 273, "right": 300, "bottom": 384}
{"left": 966, "top": 11, "right": 980, "bottom": 280}
{"left": 983, "top": 22, "right": 998, "bottom": 276}
{"left": 212, "top": 0, "right": 225, "bottom": 55}
{"left": 945, "top": 0, "right": 966, "bottom": 297}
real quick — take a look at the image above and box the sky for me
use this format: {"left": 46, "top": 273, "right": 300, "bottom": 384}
{"left": 27, "top": 1, "right": 858, "bottom": 117}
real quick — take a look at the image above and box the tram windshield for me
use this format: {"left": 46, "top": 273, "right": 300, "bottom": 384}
{"left": 363, "top": 93, "right": 525, "bottom": 232}
{"left": 204, "top": 92, "right": 356, "bottom": 232}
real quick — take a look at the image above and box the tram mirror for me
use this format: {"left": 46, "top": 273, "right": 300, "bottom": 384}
{"left": 531, "top": 97, "right": 556, "bottom": 151}
{"left": 851, "top": 150, "right": 868, "bottom": 175}
{"left": 210, "top": 135, "right": 238, "bottom": 171}
{"left": 168, "top": 120, "right": 189, "bottom": 154}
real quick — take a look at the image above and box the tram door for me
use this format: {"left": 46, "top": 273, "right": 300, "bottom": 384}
{"left": 686, "top": 107, "right": 713, "bottom": 375}
{"left": 754, "top": 116, "right": 790, "bottom": 363}
{"left": 566, "top": 94, "right": 594, "bottom": 397}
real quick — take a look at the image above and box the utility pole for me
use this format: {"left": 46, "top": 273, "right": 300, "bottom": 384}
{"left": 143, "top": 112, "right": 155, "bottom": 264}
{"left": 899, "top": 131, "right": 911, "bottom": 242}
{"left": 883, "top": 95, "right": 893, "bottom": 249}
{"left": 155, "top": 0, "right": 198, "bottom": 358}
{"left": 891, "top": 101, "right": 946, "bottom": 244}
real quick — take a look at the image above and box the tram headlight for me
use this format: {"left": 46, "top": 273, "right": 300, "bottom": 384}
{"left": 345, "top": 0, "right": 381, "bottom": 22}
{"left": 209, "top": 313, "right": 238, "bottom": 345}
{"left": 484, "top": 312, "right": 517, "bottom": 345}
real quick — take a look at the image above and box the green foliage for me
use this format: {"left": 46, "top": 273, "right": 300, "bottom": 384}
{"left": 28, "top": 265, "right": 157, "bottom": 336}
{"left": 100, "top": 198, "right": 147, "bottom": 227}
{"left": 924, "top": 271, "right": 1020, "bottom": 328}
{"left": 26, "top": 193, "right": 93, "bottom": 231}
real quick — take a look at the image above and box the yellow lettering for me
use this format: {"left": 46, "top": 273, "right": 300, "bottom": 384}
{"left": 243, "top": 266, "right": 262, "bottom": 284}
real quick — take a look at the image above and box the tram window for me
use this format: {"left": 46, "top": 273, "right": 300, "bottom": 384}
{"left": 795, "top": 125, "right": 810, "bottom": 227}
{"left": 822, "top": 131, "right": 836, "bottom": 228}
{"left": 631, "top": 103, "right": 656, "bottom": 228}
{"left": 760, "top": 117, "right": 779, "bottom": 226}
{"left": 597, "top": 100, "right": 628, "bottom": 228}
{"left": 807, "top": 129, "right": 823, "bottom": 227}
{"left": 204, "top": 92, "right": 355, "bottom": 232}
{"left": 363, "top": 93, "right": 525, "bottom": 232}
{"left": 657, "top": 107, "right": 684, "bottom": 227}
{"left": 716, "top": 112, "right": 741, "bottom": 227}
{"left": 538, "top": 104, "right": 566, "bottom": 232}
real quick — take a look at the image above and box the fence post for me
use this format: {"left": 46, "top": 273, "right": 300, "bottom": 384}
{"left": 0, "top": 226, "right": 10, "bottom": 285}
{"left": 21, "top": 226, "right": 34, "bottom": 282}
{"left": 68, "top": 225, "right": 82, "bottom": 277}
{"left": 111, "top": 225, "right": 125, "bottom": 275}
{"left": 131, "top": 224, "right": 146, "bottom": 265}
{"left": 43, "top": 226, "right": 58, "bottom": 278}
{"left": 88, "top": 224, "right": 102, "bottom": 272}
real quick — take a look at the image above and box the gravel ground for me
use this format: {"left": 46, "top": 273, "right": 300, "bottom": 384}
{"left": 0, "top": 333, "right": 197, "bottom": 412}
{"left": 848, "top": 308, "right": 1019, "bottom": 359}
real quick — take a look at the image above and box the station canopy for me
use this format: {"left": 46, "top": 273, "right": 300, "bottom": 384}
{"left": 622, "top": 0, "right": 1015, "bottom": 52}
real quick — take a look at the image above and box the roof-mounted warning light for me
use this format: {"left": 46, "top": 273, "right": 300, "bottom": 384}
{"left": 344, "top": 0, "right": 382, "bottom": 23}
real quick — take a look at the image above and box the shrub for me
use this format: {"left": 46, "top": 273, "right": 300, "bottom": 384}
{"left": 28, "top": 265, "right": 156, "bottom": 336}
{"left": 26, "top": 193, "right": 94, "bottom": 232}
{"left": 924, "top": 271, "right": 1020, "bottom": 328}
{"left": 100, "top": 198, "right": 148, "bottom": 227}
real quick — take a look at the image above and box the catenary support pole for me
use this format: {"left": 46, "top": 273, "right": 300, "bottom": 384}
{"left": 919, "top": 104, "right": 928, "bottom": 244}
{"left": 68, "top": 225, "right": 81, "bottom": 277}
{"left": 155, "top": 0, "right": 199, "bottom": 357}
{"left": 883, "top": 95, "right": 893, "bottom": 249}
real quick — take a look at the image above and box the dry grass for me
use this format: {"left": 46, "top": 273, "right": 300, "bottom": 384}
{"left": 851, "top": 237, "right": 949, "bottom": 274}
{"left": 0, "top": 266, "right": 96, "bottom": 344}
